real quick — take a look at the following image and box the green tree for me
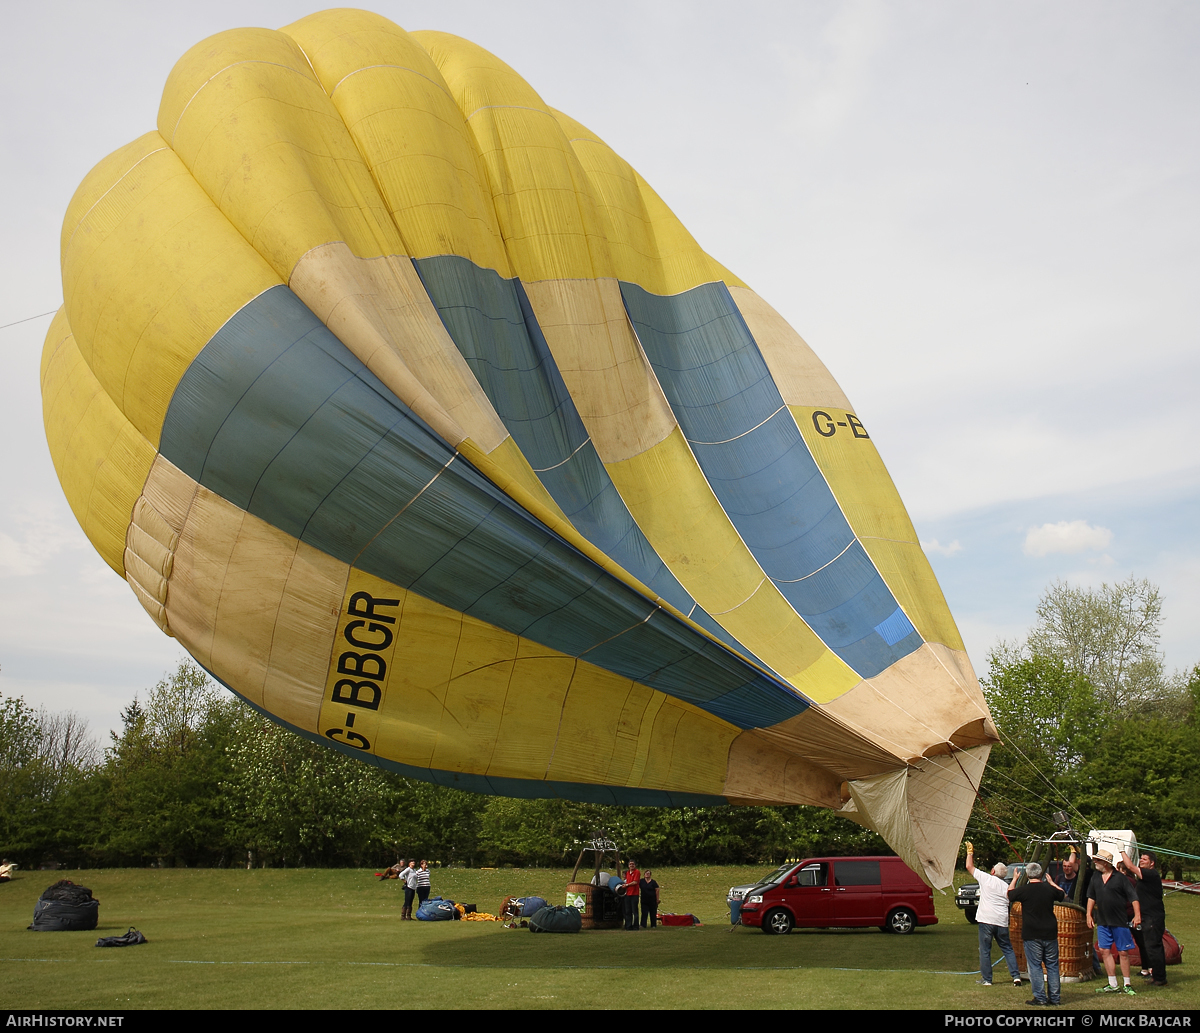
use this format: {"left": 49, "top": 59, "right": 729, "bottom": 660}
{"left": 983, "top": 648, "right": 1102, "bottom": 774}
{"left": 224, "top": 719, "right": 399, "bottom": 867}
{"left": 477, "top": 798, "right": 599, "bottom": 866}
{"left": 382, "top": 779, "right": 487, "bottom": 865}
{"left": 0, "top": 692, "right": 41, "bottom": 770}
{"left": 0, "top": 692, "right": 102, "bottom": 866}
{"left": 968, "top": 650, "right": 1099, "bottom": 860}
{"left": 96, "top": 660, "right": 243, "bottom": 866}
{"left": 1029, "top": 578, "right": 1171, "bottom": 714}
{"left": 1071, "top": 664, "right": 1200, "bottom": 879}
{"left": 474, "top": 798, "right": 887, "bottom": 868}
{"left": 0, "top": 693, "right": 46, "bottom": 862}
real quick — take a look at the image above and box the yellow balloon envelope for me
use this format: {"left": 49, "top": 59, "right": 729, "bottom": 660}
{"left": 41, "top": 10, "right": 996, "bottom": 886}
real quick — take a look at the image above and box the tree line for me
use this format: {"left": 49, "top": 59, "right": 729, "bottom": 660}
{"left": 2, "top": 576, "right": 1196, "bottom": 874}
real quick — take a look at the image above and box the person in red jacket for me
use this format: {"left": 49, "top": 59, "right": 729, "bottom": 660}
{"left": 623, "top": 860, "right": 641, "bottom": 931}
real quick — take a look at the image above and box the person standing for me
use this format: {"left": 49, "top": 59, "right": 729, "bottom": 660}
{"left": 417, "top": 859, "right": 432, "bottom": 911}
{"left": 1008, "top": 862, "right": 1065, "bottom": 1006}
{"left": 639, "top": 869, "right": 659, "bottom": 928}
{"left": 623, "top": 860, "right": 641, "bottom": 931}
{"left": 1122, "top": 849, "right": 1167, "bottom": 987}
{"left": 1048, "top": 850, "right": 1081, "bottom": 903}
{"left": 965, "top": 842, "right": 1022, "bottom": 986}
{"left": 400, "top": 859, "right": 418, "bottom": 920}
{"left": 1088, "top": 849, "right": 1142, "bottom": 994}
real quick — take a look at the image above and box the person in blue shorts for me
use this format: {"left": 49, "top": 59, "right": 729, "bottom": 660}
{"left": 1087, "top": 849, "right": 1142, "bottom": 994}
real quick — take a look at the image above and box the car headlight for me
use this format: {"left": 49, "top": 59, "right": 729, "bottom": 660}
{"left": 747, "top": 895, "right": 764, "bottom": 904}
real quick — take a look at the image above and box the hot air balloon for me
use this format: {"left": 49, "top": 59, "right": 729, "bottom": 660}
{"left": 41, "top": 10, "right": 996, "bottom": 886}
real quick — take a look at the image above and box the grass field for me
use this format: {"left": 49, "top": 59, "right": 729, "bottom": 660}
{"left": 1, "top": 866, "right": 1195, "bottom": 1010}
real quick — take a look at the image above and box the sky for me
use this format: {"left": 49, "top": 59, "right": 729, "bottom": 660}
{"left": 2, "top": 1, "right": 1198, "bottom": 740}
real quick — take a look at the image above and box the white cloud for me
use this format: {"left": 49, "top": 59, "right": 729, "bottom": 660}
{"left": 921, "top": 538, "right": 963, "bottom": 557}
{"left": 0, "top": 530, "right": 39, "bottom": 577}
{"left": 1022, "top": 520, "right": 1113, "bottom": 557}
{"left": 0, "top": 503, "right": 86, "bottom": 577}
{"left": 775, "top": 0, "right": 888, "bottom": 139}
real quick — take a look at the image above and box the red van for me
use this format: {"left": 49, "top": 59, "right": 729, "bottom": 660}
{"left": 736, "top": 856, "right": 938, "bottom": 935}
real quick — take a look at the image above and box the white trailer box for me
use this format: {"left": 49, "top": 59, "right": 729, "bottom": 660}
{"left": 1088, "top": 829, "right": 1138, "bottom": 864}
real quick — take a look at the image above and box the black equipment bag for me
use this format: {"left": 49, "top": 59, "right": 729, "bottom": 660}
{"left": 529, "top": 905, "right": 583, "bottom": 933}
{"left": 29, "top": 897, "right": 99, "bottom": 931}
{"left": 29, "top": 880, "right": 100, "bottom": 931}
{"left": 96, "top": 928, "right": 148, "bottom": 947}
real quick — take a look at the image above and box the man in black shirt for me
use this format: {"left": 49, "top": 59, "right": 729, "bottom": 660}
{"left": 1009, "top": 862, "right": 1065, "bottom": 1005}
{"left": 1088, "top": 849, "right": 1142, "bottom": 994}
{"left": 1048, "top": 850, "right": 1081, "bottom": 903}
{"left": 1122, "top": 849, "right": 1167, "bottom": 986}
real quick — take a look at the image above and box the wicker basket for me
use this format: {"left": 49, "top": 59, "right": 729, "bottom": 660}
{"left": 1009, "top": 901, "right": 1094, "bottom": 983}
{"left": 1057, "top": 903, "right": 1094, "bottom": 982}
{"left": 566, "top": 882, "right": 622, "bottom": 929}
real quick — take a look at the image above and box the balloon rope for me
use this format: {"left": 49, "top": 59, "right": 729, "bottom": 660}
{"left": 0, "top": 309, "right": 57, "bottom": 331}
{"left": 952, "top": 751, "right": 1024, "bottom": 860}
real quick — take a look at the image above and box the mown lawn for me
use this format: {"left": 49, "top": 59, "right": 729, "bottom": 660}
{"left": 1, "top": 866, "right": 1195, "bottom": 1010}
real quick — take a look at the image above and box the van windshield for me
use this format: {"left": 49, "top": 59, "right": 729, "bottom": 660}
{"left": 746, "top": 862, "right": 829, "bottom": 893}
{"left": 751, "top": 863, "right": 796, "bottom": 891}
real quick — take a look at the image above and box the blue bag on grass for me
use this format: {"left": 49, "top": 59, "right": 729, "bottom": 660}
{"left": 416, "top": 898, "right": 459, "bottom": 921}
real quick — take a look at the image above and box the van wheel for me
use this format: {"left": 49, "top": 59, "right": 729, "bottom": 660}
{"left": 886, "top": 908, "right": 916, "bottom": 935}
{"left": 763, "top": 909, "right": 794, "bottom": 935}
{"left": 965, "top": 907, "right": 978, "bottom": 924}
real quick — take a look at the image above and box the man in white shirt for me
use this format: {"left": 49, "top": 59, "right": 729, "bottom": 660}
{"left": 965, "top": 842, "right": 1022, "bottom": 987}
{"left": 398, "top": 860, "right": 418, "bottom": 920}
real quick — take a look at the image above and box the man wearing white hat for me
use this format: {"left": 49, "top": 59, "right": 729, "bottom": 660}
{"left": 1087, "top": 848, "right": 1142, "bottom": 994}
